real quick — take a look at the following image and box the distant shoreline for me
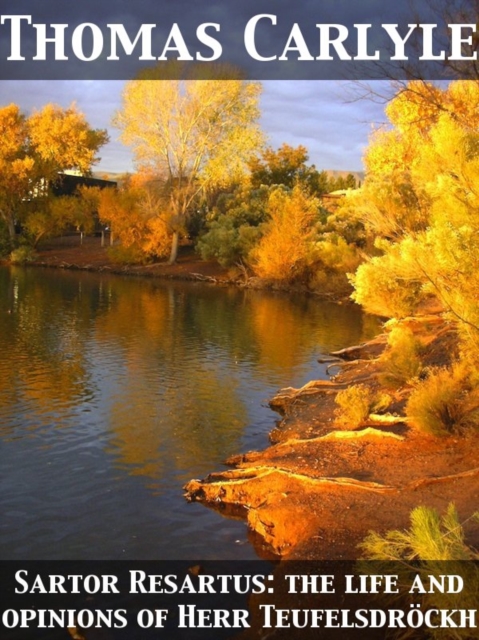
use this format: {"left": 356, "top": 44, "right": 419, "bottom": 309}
{"left": 5, "top": 235, "right": 351, "bottom": 301}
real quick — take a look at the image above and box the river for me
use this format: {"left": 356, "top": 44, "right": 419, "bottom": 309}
{"left": 0, "top": 266, "right": 379, "bottom": 561}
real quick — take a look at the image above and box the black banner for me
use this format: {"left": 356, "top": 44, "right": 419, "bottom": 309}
{"left": 0, "top": 0, "right": 477, "bottom": 79}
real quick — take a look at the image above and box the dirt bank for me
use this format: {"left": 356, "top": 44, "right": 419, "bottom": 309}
{"left": 184, "top": 318, "right": 479, "bottom": 561}
{"left": 24, "top": 235, "right": 236, "bottom": 283}
{"left": 11, "top": 236, "right": 348, "bottom": 297}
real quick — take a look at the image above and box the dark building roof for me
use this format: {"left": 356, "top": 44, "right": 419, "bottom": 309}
{"left": 51, "top": 173, "right": 117, "bottom": 197}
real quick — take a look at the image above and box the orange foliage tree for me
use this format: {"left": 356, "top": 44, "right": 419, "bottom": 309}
{"left": 97, "top": 173, "right": 172, "bottom": 261}
{"left": 250, "top": 185, "right": 321, "bottom": 283}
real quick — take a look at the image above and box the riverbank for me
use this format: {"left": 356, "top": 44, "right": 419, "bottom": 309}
{"left": 10, "top": 235, "right": 349, "bottom": 298}
{"left": 24, "top": 235, "right": 237, "bottom": 283}
{"left": 184, "top": 316, "right": 479, "bottom": 561}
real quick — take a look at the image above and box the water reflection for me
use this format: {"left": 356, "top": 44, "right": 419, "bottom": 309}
{"left": 0, "top": 266, "right": 379, "bottom": 559}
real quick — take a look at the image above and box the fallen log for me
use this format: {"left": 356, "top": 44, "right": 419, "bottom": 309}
{"left": 269, "top": 379, "right": 348, "bottom": 412}
{"left": 189, "top": 272, "right": 218, "bottom": 283}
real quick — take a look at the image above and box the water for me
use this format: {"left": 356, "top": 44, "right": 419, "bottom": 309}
{"left": 0, "top": 266, "right": 379, "bottom": 561}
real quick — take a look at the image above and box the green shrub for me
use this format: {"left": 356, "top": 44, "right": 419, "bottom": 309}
{"left": 197, "top": 217, "right": 263, "bottom": 267}
{"left": 380, "top": 325, "right": 424, "bottom": 387}
{"left": 197, "top": 184, "right": 270, "bottom": 267}
{"left": 0, "top": 220, "right": 12, "bottom": 258}
{"left": 307, "top": 235, "right": 363, "bottom": 296}
{"left": 9, "top": 245, "right": 37, "bottom": 264}
{"left": 361, "top": 503, "right": 478, "bottom": 561}
{"left": 315, "top": 235, "right": 363, "bottom": 273}
{"left": 359, "top": 505, "right": 479, "bottom": 639}
{"left": 406, "top": 363, "right": 479, "bottom": 436}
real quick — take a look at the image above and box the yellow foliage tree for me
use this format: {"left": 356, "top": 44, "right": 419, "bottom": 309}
{"left": 0, "top": 102, "right": 108, "bottom": 245}
{"left": 351, "top": 80, "right": 479, "bottom": 357}
{"left": 345, "top": 81, "right": 479, "bottom": 242}
{"left": 0, "top": 105, "right": 34, "bottom": 241}
{"left": 113, "top": 68, "right": 263, "bottom": 263}
{"left": 28, "top": 104, "right": 108, "bottom": 176}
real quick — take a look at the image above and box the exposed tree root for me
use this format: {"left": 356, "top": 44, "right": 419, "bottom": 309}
{"left": 185, "top": 461, "right": 478, "bottom": 512}
{"left": 407, "top": 466, "right": 479, "bottom": 491}
{"left": 319, "top": 427, "right": 404, "bottom": 441}
{"left": 367, "top": 413, "right": 408, "bottom": 425}
{"left": 259, "top": 428, "right": 405, "bottom": 451}
{"left": 330, "top": 344, "right": 369, "bottom": 360}
{"left": 184, "top": 466, "right": 397, "bottom": 505}
{"left": 326, "top": 359, "right": 377, "bottom": 374}
{"left": 269, "top": 379, "right": 348, "bottom": 412}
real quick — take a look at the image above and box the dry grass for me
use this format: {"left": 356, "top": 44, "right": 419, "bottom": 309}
{"left": 406, "top": 363, "right": 479, "bottom": 436}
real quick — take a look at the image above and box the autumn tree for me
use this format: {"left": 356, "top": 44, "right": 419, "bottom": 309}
{"left": 24, "top": 186, "right": 100, "bottom": 247}
{"left": 250, "top": 185, "right": 321, "bottom": 282}
{"left": 0, "top": 103, "right": 108, "bottom": 246}
{"left": 113, "top": 68, "right": 263, "bottom": 264}
{"left": 351, "top": 81, "right": 479, "bottom": 356}
{"left": 248, "top": 143, "right": 331, "bottom": 196}
{"left": 97, "top": 172, "right": 174, "bottom": 262}
{"left": 0, "top": 104, "right": 33, "bottom": 242}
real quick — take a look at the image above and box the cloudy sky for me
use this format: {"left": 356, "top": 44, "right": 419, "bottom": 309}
{"left": 0, "top": 79, "right": 388, "bottom": 174}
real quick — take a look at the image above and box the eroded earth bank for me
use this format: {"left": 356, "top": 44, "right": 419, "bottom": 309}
{"left": 184, "top": 315, "right": 479, "bottom": 561}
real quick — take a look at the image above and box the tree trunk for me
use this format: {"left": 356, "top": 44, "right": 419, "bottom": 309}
{"left": 168, "top": 230, "right": 180, "bottom": 265}
{"left": 7, "top": 215, "right": 15, "bottom": 244}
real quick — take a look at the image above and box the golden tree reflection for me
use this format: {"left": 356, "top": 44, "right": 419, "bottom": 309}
{"left": 0, "top": 268, "right": 378, "bottom": 486}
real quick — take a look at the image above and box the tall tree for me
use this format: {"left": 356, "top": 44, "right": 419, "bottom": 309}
{"left": 113, "top": 69, "right": 263, "bottom": 264}
{"left": 248, "top": 143, "right": 330, "bottom": 196}
{"left": 351, "top": 81, "right": 479, "bottom": 354}
{"left": 0, "top": 103, "right": 108, "bottom": 245}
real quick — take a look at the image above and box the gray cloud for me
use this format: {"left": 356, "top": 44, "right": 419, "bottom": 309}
{"left": 0, "top": 79, "right": 388, "bottom": 173}
{"left": 260, "top": 81, "right": 387, "bottom": 171}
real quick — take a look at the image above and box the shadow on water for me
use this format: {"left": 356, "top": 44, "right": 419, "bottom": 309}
{"left": 0, "top": 266, "right": 380, "bottom": 560}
